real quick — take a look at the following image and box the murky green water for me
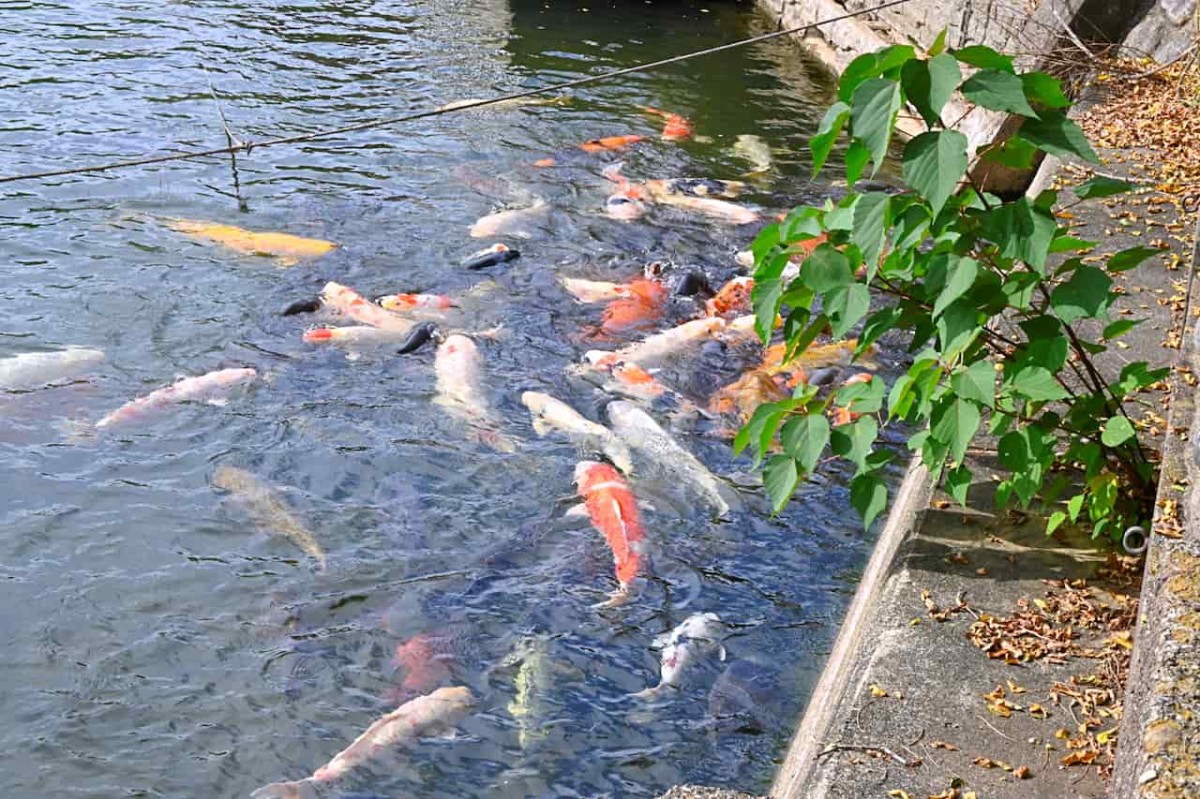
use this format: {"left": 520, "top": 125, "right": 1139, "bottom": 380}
{"left": 0, "top": 1, "right": 890, "bottom": 796}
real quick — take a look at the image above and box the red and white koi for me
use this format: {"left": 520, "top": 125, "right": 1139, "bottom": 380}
{"left": 376, "top": 292, "right": 456, "bottom": 312}
{"left": 96, "top": 367, "right": 257, "bottom": 429}
{"left": 320, "top": 281, "right": 414, "bottom": 332}
{"left": 641, "top": 106, "right": 693, "bottom": 141}
{"left": 250, "top": 686, "right": 475, "bottom": 799}
{"left": 302, "top": 325, "right": 414, "bottom": 346}
{"left": 574, "top": 460, "right": 649, "bottom": 608}
{"left": 434, "top": 333, "right": 514, "bottom": 451}
{"left": 633, "top": 612, "right": 727, "bottom": 699}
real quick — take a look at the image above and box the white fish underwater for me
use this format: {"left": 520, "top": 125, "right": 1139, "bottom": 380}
{"left": 96, "top": 367, "right": 257, "bottom": 429}
{"left": 521, "top": 390, "right": 634, "bottom": 475}
{"left": 211, "top": 466, "right": 327, "bottom": 571}
{"left": 732, "top": 134, "right": 773, "bottom": 174}
{"left": 0, "top": 347, "right": 105, "bottom": 391}
{"left": 434, "top": 333, "right": 515, "bottom": 452}
{"left": 469, "top": 199, "right": 550, "bottom": 239}
{"left": 633, "top": 612, "right": 727, "bottom": 699}
{"left": 605, "top": 400, "right": 736, "bottom": 519}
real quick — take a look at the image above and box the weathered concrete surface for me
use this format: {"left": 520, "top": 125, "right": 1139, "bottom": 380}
{"left": 656, "top": 787, "right": 766, "bottom": 799}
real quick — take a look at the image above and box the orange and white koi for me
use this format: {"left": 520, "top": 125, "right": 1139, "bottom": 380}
{"left": 641, "top": 106, "right": 693, "bottom": 141}
{"left": 96, "top": 367, "right": 257, "bottom": 428}
{"left": 603, "top": 361, "right": 669, "bottom": 403}
{"left": 376, "top": 292, "right": 456, "bottom": 312}
{"left": 250, "top": 686, "right": 475, "bottom": 799}
{"left": 705, "top": 276, "right": 754, "bottom": 319}
{"left": 319, "top": 282, "right": 414, "bottom": 332}
{"left": 302, "top": 325, "right": 414, "bottom": 346}
{"left": 574, "top": 460, "right": 649, "bottom": 607}
{"left": 584, "top": 316, "right": 726, "bottom": 370}
{"left": 653, "top": 193, "right": 760, "bottom": 224}
{"left": 762, "top": 339, "right": 875, "bottom": 384}
{"left": 156, "top": 217, "right": 336, "bottom": 267}
{"left": 390, "top": 632, "right": 458, "bottom": 700}
{"left": 599, "top": 277, "right": 668, "bottom": 337}
{"left": 707, "top": 369, "right": 788, "bottom": 425}
{"left": 580, "top": 134, "right": 645, "bottom": 153}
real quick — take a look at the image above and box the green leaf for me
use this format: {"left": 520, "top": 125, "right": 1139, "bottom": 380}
{"left": 851, "top": 473, "right": 889, "bottom": 528}
{"left": 946, "top": 465, "right": 972, "bottom": 506}
{"left": 1103, "top": 319, "right": 1142, "bottom": 339}
{"left": 930, "top": 397, "right": 981, "bottom": 465}
{"left": 935, "top": 301, "right": 981, "bottom": 359}
{"left": 1020, "top": 112, "right": 1099, "bottom": 163}
{"left": 1049, "top": 233, "right": 1098, "bottom": 253}
{"left": 928, "top": 28, "right": 948, "bottom": 56}
{"left": 801, "top": 244, "right": 853, "bottom": 292}
{"left": 1008, "top": 366, "right": 1069, "bottom": 401}
{"left": 961, "top": 69, "right": 1039, "bottom": 116}
{"left": 1067, "top": 493, "right": 1085, "bottom": 522}
{"left": 1050, "top": 264, "right": 1112, "bottom": 323}
{"left": 902, "top": 130, "right": 968, "bottom": 216}
{"left": 933, "top": 255, "right": 979, "bottom": 317}
{"left": 1046, "top": 510, "right": 1067, "bottom": 535}
{"left": 952, "top": 359, "right": 996, "bottom": 408}
{"left": 852, "top": 191, "right": 891, "bottom": 272}
{"left": 752, "top": 278, "right": 784, "bottom": 342}
{"left": 980, "top": 135, "right": 1039, "bottom": 169}
{"left": 826, "top": 283, "right": 871, "bottom": 338}
{"left": 849, "top": 78, "right": 902, "bottom": 177}
{"left": 1074, "top": 175, "right": 1137, "bottom": 200}
{"left": 1101, "top": 415, "right": 1136, "bottom": 447}
{"left": 1002, "top": 271, "right": 1040, "bottom": 309}
{"left": 845, "top": 140, "right": 872, "bottom": 186}
{"left": 838, "top": 47, "right": 917, "bottom": 102}
{"left": 1114, "top": 361, "right": 1170, "bottom": 397}
{"left": 735, "top": 401, "right": 791, "bottom": 465}
{"left": 859, "top": 306, "right": 903, "bottom": 351}
{"left": 836, "top": 375, "right": 885, "bottom": 414}
{"left": 831, "top": 415, "right": 878, "bottom": 469}
{"left": 983, "top": 197, "right": 1056, "bottom": 271}
{"left": 811, "top": 101, "right": 850, "bottom": 178}
{"left": 901, "top": 53, "right": 961, "bottom": 125}
{"left": 1021, "top": 71, "right": 1072, "bottom": 108}
{"left": 780, "top": 414, "right": 830, "bottom": 474}
{"left": 764, "top": 454, "right": 800, "bottom": 514}
{"left": 1108, "top": 245, "right": 1163, "bottom": 272}
{"left": 952, "top": 45, "right": 1014, "bottom": 72}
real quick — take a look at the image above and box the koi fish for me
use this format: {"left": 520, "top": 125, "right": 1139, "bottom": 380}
{"left": 732, "top": 134, "right": 773, "bottom": 174}
{"left": 302, "top": 325, "right": 415, "bottom": 348}
{"left": 707, "top": 369, "right": 788, "bottom": 426}
{"left": 521, "top": 391, "right": 634, "bottom": 475}
{"left": 735, "top": 232, "right": 827, "bottom": 275}
{"left": 641, "top": 106, "right": 693, "bottom": 141}
{"left": 560, "top": 276, "right": 629, "bottom": 304}
{"left": 390, "top": 632, "right": 457, "bottom": 700}
{"left": 831, "top": 372, "right": 875, "bottom": 426}
{"left": 761, "top": 339, "right": 875, "bottom": 386}
{"left": 644, "top": 178, "right": 744, "bottom": 199}
{"left": 320, "top": 282, "right": 415, "bottom": 332}
{"left": 211, "top": 466, "right": 327, "bottom": 571}
{"left": 96, "top": 367, "right": 257, "bottom": 428}
{"left": 579, "top": 134, "right": 645, "bottom": 153}
{"left": 504, "top": 635, "right": 558, "bottom": 750}
{"left": 705, "top": 276, "right": 754, "bottom": 319}
{"left": 602, "top": 361, "right": 668, "bottom": 403}
{"left": 605, "top": 400, "right": 735, "bottom": 519}
{"left": 651, "top": 193, "right": 760, "bottom": 224}
{"left": 0, "top": 347, "right": 105, "bottom": 391}
{"left": 469, "top": 199, "right": 550, "bottom": 239}
{"left": 599, "top": 278, "right": 667, "bottom": 337}
{"left": 633, "top": 612, "right": 727, "bottom": 699}
{"left": 584, "top": 316, "right": 726, "bottom": 370}
{"left": 463, "top": 242, "right": 520, "bottom": 269}
{"left": 605, "top": 191, "right": 648, "bottom": 221}
{"left": 157, "top": 217, "right": 336, "bottom": 267}
{"left": 434, "top": 333, "right": 514, "bottom": 452}
{"left": 376, "top": 292, "right": 455, "bottom": 312}
{"left": 250, "top": 686, "right": 475, "bottom": 799}
{"left": 574, "top": 460, "right": 649, "bottom": 608}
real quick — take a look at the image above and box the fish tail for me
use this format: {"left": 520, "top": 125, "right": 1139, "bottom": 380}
{"left": 249, "top": 778, "right": 313, "bottom": 799}
{"left": 630, "top": 684, "right": 664, "bottom": 700}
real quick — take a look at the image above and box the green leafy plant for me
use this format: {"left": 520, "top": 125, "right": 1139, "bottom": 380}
{"left": 737, "top": 36, "right": 1166, "bottom": 540}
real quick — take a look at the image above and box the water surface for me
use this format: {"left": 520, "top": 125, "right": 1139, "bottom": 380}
{"left": 0, "top": 1, "right": 888, "bottom": 796}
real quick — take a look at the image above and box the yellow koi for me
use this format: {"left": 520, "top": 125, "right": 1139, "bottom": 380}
{"left": 158, "top": 217, "right": 337, "bottom": 267}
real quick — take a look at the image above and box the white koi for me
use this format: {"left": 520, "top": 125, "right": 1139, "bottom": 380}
{"left": 469, "top": 199, "right": 549, "bottom": 239}
{"left": 583, "top": 317, "right": 726, "bottom": 370}
{"left": 634, "top": 613, "right": 727, "bottom": 699}
{"left": 0, "top": 347, "right": 105, "bottom": 391}
{"left": 521, "top": 391, "right": 634, "bottom": 475}
{"left": 96, "top": 367, "right": 257, "bottom": 428}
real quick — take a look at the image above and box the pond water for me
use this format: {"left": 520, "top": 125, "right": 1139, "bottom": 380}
{"left": 0, "top": 1, "right": 893, "bottom": 796}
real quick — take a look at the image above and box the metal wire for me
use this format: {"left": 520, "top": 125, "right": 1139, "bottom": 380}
{"left": 0, "top": 0, "right": 915, "bottom": 185}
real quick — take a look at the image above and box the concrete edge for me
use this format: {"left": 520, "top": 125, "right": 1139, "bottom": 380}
{"left": 769, "top": 458, "right": 933, "bottom": 798}
{"left": 1109, "top": 223, "right": 1200, "bottom": 796}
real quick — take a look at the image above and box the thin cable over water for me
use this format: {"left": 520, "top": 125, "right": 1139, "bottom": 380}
{"left": 0, "top": 0, "right": 915, "bottom": 185}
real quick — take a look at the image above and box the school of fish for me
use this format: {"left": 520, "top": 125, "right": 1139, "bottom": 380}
{"left": 6, "top": 100, "right": 884, "bottom": 798}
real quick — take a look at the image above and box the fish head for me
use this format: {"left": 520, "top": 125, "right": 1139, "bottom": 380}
{"left": 605, "top": 194, "right": 646, "bottom": 221}
{"left": 210, "top": 465, "right": 248, "bottom": 492}
{"left": 573, "top": 459, "right": 621, "bottom": 492}
{"left": 519, "top": 391, "right": 548, "bottom": 415}
{"left": 430, "top": 684, "right": 476, "bottom": 709}
{"left": 216, "top": 367, "right": 258, "bottom": 386}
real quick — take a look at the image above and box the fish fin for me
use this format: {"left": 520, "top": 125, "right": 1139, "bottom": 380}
{"left": 530, "top": 417, "right": 550, "bottom": 437}
{"left": 718, "top": 645, "right": 727, "bottom": 662}
{"left": 637, "top": 500, "right": 656, "bottom": 513}
{"left": 249, "top": 779, "right": 313, "bottom": 799}
{"left": 564, "top": 503, "right": 589, "bottom": 518}
{"left": 593, "top": 584, "right": 633, "bottom": 609}
{"left": 630, "top": 685, "right": 663, "bottom": 700}
{"left": 206, "top": 398, "right": 230, "bottom": 408}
